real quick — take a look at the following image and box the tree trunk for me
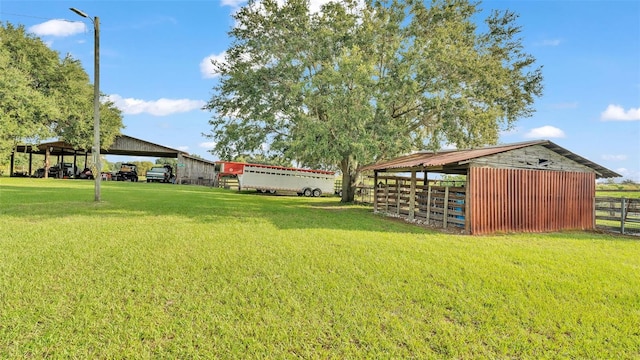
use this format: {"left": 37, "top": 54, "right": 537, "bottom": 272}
{"left": 340, "top": 157, "right": 359, "bottom": 203}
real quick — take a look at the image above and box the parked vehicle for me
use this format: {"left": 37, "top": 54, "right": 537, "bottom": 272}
{"left": 115, "top": 163, "right": 138, "bottom": 182}
{"left": 78, "top": 168, "right": 94, "bottom": 180}
{"left": 146, "top": 165, "right": 174, "bottom": 183}
{"left": 215, "top": 161, "right": 335, "bottom": 197}
{"left": 33, "top": 163, "right": 76, "bottom": 178}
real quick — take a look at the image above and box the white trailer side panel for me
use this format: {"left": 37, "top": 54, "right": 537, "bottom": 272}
{"left": 239, "top": 165, "right": 334, "bottom": 194}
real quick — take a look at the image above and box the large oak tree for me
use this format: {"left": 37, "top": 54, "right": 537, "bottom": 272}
{"left": 205, "top": 0, "right": 543, "bottom": 202}
{"left": 0, "top": 23, "right": 123, "bottom": 164}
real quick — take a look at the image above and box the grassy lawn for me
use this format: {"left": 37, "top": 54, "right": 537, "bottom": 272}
{"left": 1, "top": 177, "right": 639, "bottom": 358}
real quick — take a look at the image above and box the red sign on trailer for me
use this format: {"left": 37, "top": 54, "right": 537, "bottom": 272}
{"left": 217, "top": 161, "right": 246, "bottom": 176}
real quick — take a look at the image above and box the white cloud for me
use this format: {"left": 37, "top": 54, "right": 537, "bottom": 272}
{"left": 614, "top": 168, "right": 640, "bottom": 182}
{"left": 524, "top": 125, "right": 566, "bottom": 139}
{"left": 602, "top": 154, "right": 628, "bottom": 161}
{"left": 107, "top": 94, "right": 205, "bottom": 116}
{"left": 221, "top": 0, "right": 246, "bottom": 8}
{"left": 616, "top": 168, "right": 629, "bottom": 176}
{"left": 600, "top": 104, "right": 640, "bottom": 121}
{"left": 199, "top": 142, "right": 217, "bottom": 149}
{"left": 29, "top": 20, "right": 86, "bottom": 37}
{"left": 177, "top": 146, "right": 189, "bottom": 152}
{"left": 308, "top": 0, "right": 340, "bottom": 13}
{"left": 200, "top": 52, "right": 226, "bottom": 79}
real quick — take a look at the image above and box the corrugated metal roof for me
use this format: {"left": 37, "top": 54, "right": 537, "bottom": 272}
{"left": 359, "top": 140, "right": 621, "bottom": 178}
{"left": 14, "top": 134, "right": 189, "bottom": 158}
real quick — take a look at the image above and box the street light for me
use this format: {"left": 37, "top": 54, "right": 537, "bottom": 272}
{"left": 70, "top": 7, "right": 101, "bottom": 201}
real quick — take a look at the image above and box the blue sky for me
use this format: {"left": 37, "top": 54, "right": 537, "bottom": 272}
{"left": 2, "top": 0, "right": 639, "bottom": 180}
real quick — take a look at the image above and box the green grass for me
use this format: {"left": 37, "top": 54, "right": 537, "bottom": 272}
{"left": 1, "top": 177, "right": 639, "bottom": 359}
{"left": 596, "top": 183, "right": 640, "bottom": 199}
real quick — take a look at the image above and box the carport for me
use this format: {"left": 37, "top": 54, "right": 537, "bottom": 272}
{"left": 10, "top": 134, "right": 216, "bottom": 184}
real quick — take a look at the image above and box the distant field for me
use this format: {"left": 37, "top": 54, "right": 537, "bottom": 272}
{"left": 596, "top": 183, "right": 640, "bottom": 199}
{"left": 1, "top": 177, "right": 639, "bottom": 358}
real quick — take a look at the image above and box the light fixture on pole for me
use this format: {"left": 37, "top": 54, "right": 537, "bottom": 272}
{"left": 70, "top": 7, "right": 101, "bottom": 202}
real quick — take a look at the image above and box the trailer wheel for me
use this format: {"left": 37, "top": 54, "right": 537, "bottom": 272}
{"left": 268, "top": 189, "right": 276, "bottom": 194}
{"left": 312, "top": 188, "right": 322, "bottom": 197}
{"left": 303, "top": 188, "right": 312, "bottom": 197}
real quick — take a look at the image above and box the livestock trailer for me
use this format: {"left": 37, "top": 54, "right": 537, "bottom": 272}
{"left": 215, "top": 161, "right": 336, "bottom": 197}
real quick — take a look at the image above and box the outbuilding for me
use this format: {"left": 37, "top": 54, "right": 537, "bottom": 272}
{"left": 10, "top": 134, "right": 217, "bottom": 185}
{"left": 359, "top": 140, "right": 620, "bottom": 235}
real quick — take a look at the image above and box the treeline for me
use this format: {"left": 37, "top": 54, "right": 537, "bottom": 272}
{"left": 0, "top": 22, "right": 124, "bottom": 165}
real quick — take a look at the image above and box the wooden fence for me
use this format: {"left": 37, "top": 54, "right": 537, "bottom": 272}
{"left": 374, "top": 176, "right": 466, "bottom": 230}
{"left": 595, "top": 197, "right": 640, "bottom": 235}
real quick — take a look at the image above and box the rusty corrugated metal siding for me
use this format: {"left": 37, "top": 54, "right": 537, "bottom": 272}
{"left": 469, "top": 168, "right": 595, "bottom": 235}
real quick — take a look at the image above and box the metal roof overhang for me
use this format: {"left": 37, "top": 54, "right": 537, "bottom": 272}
{"left": 359, "top": 140, "right": 621, "bottom": 179}
{"left": 13, "top": 134, "right": 188, "bottom": 159}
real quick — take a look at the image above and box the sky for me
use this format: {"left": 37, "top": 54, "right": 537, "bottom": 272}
{"left": 1, "top": 0, "right": 639, "bottom": 181}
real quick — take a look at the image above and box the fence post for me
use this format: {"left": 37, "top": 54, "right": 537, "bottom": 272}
{"left": 621, "top": 198, "right": 626, "bottom": 235}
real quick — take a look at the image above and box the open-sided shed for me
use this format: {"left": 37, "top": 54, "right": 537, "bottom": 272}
{"left": 10, "top": 134, "right": 217, "bottom": 185}
{"left": 359, "top": 140, "right": 620, "bottom": 235}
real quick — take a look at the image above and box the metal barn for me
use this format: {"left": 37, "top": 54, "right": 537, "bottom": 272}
{"left": 359, "top": 140, "right": 620, "bottom": 235}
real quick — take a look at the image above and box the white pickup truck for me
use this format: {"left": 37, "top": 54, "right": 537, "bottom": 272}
{"left": 146, "top": 165, "right": 174, "bottom": 183}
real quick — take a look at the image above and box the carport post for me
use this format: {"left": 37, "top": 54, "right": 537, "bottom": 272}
{"left": 9, "top": 151, "right": 14, "bottom": 176}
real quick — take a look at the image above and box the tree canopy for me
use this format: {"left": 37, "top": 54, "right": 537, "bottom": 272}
{"left": 0, "top": 22, "right": 123, "bottom": 163}
{"left": 205, "top": 0, "right": 543, "bottom": 201}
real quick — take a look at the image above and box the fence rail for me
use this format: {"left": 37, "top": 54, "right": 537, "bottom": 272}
{"left": 375, "top": 182, "right": 466, "bottom": 230}
{"left": 595, "top": 197, "right": 640, "bottom": 235}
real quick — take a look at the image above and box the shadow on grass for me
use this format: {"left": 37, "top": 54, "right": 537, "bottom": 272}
{"left": 0, "top": 180, "right": 429, "bottom": 235}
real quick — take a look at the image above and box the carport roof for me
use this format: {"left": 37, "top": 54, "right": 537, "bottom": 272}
{"left": 14, "top": 134, "right": 188, "bottom": 158}
{"left": 359, "top": 140, "right": 621, "bottom": 178}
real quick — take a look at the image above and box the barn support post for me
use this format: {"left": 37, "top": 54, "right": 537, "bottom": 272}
{"left": 28, "top": 152, "right": 33, "bottom": 176}
{"left": 464, "top": 170, "right": 471, "bottom": 234}
{"left": 177, "top": 154, "right": 184, "bottom": 184}
{"left": 395, "top": 181, "right": 400, "bottom": 215}
{"left": 44, "top": 147, "right": 50, "bottom": 179}
{"left": 60, "top": 154, "right": 65, "bottom": 178}
{"left": 373, "top": 170, "right": 379, "bottom": 212}
{"left": 9, "top": 151, "right": 15, "bottom": 176}
{"left": 426, "top": 185, "right": 432, "bottom": 224}
{"left": 409, "top": 170, "right": 416, "bottom": 220}
{"left": 73, "top": 153, "right": 78, "bottom": 177}
{"left": 443, "top": 186, "right": 450, "bottom": 228}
